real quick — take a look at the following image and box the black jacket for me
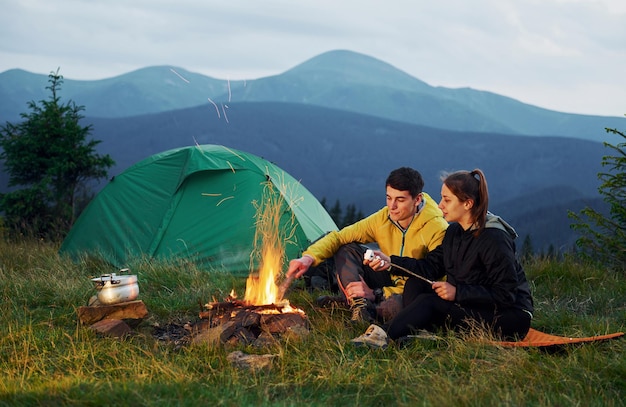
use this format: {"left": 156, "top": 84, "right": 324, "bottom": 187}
{"left": 390, "top": 213, "right": 534, "bottom": 312}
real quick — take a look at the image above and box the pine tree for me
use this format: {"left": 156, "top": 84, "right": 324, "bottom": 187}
{"left": 521, "top": 234, "right": 534, "bottom": 262}
{"left": 328, "top": 200, "right": 343, "bottom": 227}
{"left": 569, "top": 126, "right": 625, "bottom": 270}
{"left": 0, "top": 69, "right": 114, "bottom": 238}
{"left": 342, "top": 204, "right": 357, "bottom": 227}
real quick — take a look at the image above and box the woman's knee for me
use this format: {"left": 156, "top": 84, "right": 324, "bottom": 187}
{"left": 495, "top": 308, "right": 532, "bottom": 340}
{"left": 403, "top": 277, "right": 435, "bottom": 307}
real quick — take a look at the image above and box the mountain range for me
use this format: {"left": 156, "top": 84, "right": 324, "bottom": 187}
{"left": 1, "top": 50, "right": 622, "bottom": 253}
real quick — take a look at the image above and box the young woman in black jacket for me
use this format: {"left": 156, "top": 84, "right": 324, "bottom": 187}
{"left": 351, "top": 169, "right": 534, "bottom": 348}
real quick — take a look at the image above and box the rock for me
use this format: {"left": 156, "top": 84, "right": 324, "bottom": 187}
{"left": 191, "top": 325, "right": 225, "bottom": 346}
{"left": 260, "top": 312, "right": 309, "bottom": 333}
{"left": 226, "top": 350, "right": 279, "bottom": 371}
{"left": 283, "top": 325, "right": 310, "bottom": 340}
{"left": 253, "top": 331, "right": 278, "bottom": 348}
{"left": 89, "top": 319, "right": 132, "bottom": 338}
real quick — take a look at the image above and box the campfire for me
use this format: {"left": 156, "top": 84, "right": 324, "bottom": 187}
{"left": 193, "top": 180, "right": 309, "bottom": 347}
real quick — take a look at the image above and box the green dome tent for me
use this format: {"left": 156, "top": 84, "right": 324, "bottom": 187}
{"left": 59, "top": 144, "right": 338, "bottom": 275}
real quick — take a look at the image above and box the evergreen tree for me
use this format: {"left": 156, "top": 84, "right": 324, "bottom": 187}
{"left": 0, "top": 69, "right": 114, "bottom": 238}
{"left": 342, "top": 203, "right": 357, "bottom": 227}
{"left": 328, "top": 200, "right": 342, "bottom": 227}
{"left": 521, "top": 234, "right": 534, "bottom": 262}
{"left": 356, "top": 208, "right": 365, "bottom": 221}
{"left": 546, "top": 244, "right": 556, "bottom": 260}
{"left": 569, "top": 126, "right": 625, "bottom": 270}
{"left": 319, "top": 197, "right": 366, "bottom": 228}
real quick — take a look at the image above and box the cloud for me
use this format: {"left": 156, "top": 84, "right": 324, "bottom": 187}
{"left": 0, "top": 0, "right": 624, "bottom": 116}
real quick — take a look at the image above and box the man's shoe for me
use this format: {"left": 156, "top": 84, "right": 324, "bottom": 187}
{"left": 351, "top": 324, "right": 389, "bottom": 349}
{"left": 315, "top": 295, "right": 348, "bottom": 308}
{"left": 349, "top": 297, "right": 375, "bottom": 324}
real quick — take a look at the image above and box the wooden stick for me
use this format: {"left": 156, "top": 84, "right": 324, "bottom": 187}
{"left": 389, "top": 262, "right": 434, "bottom": 285}
{"left": 276, "top": 275, "right": 295, "bottom": 301}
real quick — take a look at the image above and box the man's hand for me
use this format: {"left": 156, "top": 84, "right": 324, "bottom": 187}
{"left": 286, "top": 255, "right": 314, "bottom": 279}
{"left": 344, "top": 276, "right": 375, "bottom": 302}
{"left": 363, "top": 250, "right": 391, "bottom": 271}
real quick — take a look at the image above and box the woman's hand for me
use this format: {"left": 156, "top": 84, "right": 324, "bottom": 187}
{"left": 432, "top": 281, "right": 456, "bottom": 301}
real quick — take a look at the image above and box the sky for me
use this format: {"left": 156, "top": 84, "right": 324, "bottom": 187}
{"left": 1, "top": 0, "right": 625, "bottom": 117}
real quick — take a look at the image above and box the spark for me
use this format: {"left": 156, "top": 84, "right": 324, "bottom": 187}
{"left": 227, "top": 78, "right": 232, "bottom": 102}
{"left": 221, "top": 103, "right": 229, "bottom": 123}
{"left": 170, "top": 68, "right": 190, "bottom": 83}
{"left": 216, "top": 196, "right": 235, "bottom": 206}
{"left": 207, "top": 97, "right": 220, "bottom": 118}
{"left": 220, "top": 146, "right": 246, "bottom": 162}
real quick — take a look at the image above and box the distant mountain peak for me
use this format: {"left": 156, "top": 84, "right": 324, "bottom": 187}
{"left": 284, "top": 49, "right": 430, "bottom": 90}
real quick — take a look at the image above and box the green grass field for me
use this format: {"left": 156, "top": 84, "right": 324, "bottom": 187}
{"left": 1, "top": 239, "right": 624, "bottom": 406}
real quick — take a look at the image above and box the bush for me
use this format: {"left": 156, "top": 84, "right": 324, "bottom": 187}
{"left": 569, "top": 126, "right": 626, "bottom": 271}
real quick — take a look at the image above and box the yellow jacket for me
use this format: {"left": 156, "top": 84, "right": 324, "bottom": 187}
{"left": 304, "top": 192, "right": 448, "bottom": 297}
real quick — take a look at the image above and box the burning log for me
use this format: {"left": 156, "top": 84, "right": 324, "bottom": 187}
{"left": 200, "top": 300, "right": 291, "bottom": 319}
{"left": 191, "top": 299, "right": 309, "bottom": 348}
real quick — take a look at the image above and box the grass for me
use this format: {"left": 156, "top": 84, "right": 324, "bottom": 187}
{"left": 0, "top": 239, "right": 624, "bottom": 406}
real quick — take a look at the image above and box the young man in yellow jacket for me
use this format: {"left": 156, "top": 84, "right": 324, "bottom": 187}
{"left": 286, "top": 167, "right": 448, "bottom": 323}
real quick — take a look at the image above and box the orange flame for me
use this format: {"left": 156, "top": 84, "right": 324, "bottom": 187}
{"left": 243, "top": 242, "right": 282, "bottom": 305}
{"left": 242, "top": 177, "right": 297, "bottom": 307}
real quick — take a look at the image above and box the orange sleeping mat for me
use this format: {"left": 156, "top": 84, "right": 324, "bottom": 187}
{"left": 492, "top": 328, "right": 624, "bottom": 348}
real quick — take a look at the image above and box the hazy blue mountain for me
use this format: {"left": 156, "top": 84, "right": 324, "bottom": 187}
{"left": 1, "top": 50, "right": 623, "bottom": 143}
{"left": 230, "top": 50, "right": 625, "bottom": 142}
{"left": 0, "top": 66, "right": 228, "bottom": 120}
{"left": 78, "top": 101, "right": 609, "bottom": 253}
